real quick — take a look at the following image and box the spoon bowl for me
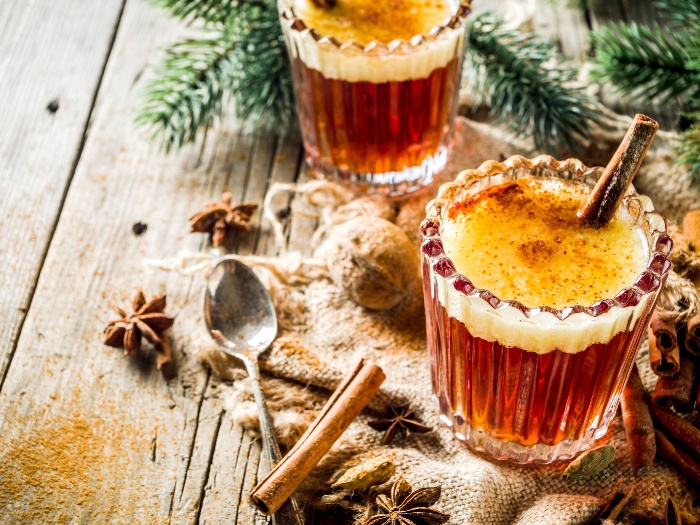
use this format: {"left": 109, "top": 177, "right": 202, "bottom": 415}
{"left": 205, "top": 258, "right": 277, "bottom": 356}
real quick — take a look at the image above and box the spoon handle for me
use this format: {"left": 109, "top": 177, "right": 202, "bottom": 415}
{"left": 243, "top": 356, "right": 306, "bottom": 525}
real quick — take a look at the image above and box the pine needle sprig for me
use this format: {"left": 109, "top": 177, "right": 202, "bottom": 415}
{"left": 150, "top": 0, "right": 239, "bottom": 25}
{"left": 466, "top": 12, "right": 601, "bottom": 152}
{"left": 135, "top": 33, "right": 235, "bottom": 152}
{"left": 228, "top": 0, "right": 295, "bottom": 130}
{"left": 589, "top": 21, "right": 700, "bottom": 104}
{"left": 136, "top": 0, "right": 293, "bottom": 151}
{"left": 654, "top": 0, "right": 700, "bottom": 26}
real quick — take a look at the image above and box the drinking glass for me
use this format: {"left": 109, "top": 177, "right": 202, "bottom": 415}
{"left": 420, "top": 155, "right": 673, "bottom": 464}
{"left": 278, "top": 0, "right": 471, "bottom": 196}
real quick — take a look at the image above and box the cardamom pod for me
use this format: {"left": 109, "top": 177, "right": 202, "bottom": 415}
{"left": 331, "top": 456, "right": 395, "bottom": 490}
{"left": 564, "top": 445, "right": 616, "bottom": 481}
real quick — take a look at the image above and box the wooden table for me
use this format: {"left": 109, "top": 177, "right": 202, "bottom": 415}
{"left": 0, "top": 1, "right": 669, "bottom": 523}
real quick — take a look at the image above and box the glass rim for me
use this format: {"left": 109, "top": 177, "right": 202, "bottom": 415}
{"left": 420, "top": 154, "right": 674, "bottom": 321}
{"left": 278, "top": 0, "right": 472, "bottom": 54}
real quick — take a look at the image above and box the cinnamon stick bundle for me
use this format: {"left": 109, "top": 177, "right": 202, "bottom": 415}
{"left": 655, "top": 428, "right": 700, "bottom": 484}
{"left": 621, "top": 365, "right": 656, "bottom": 474}
{"left": 649, "top": 402, "right": 700, "bottom": 462}
{"left": 685, "top": 310, "right": 700, "bottom": 355}
{"left": 649, "top": 326, "right": 681, "bottom": 377}
{"left": 649, "top": 311, "right": 678, "bottom": 354}
{"left": 250, "top": 359, "right": 385, "bottom": 515}
{"left": 652, "top": 356, "right": 696, "bottom": 413}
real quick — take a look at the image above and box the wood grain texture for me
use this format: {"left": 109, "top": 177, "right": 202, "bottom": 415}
{"left": 533, "top": 0, "right": 590, "bottom": 62}
{"left": 0, "top": 0, "right": 272, "bottom": 522}
{"left": 0, "top": 0, "right": 126, "bottom": 389}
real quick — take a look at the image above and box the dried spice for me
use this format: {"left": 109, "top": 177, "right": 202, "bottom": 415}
{"left": 620, "top": 365, "right": 656, "bottom": 475}
{"left": 332, "top": 456, "right": 395, "bottom": 490}
{"left": 103, "top": 290, "right": 174, "bottom": 369}
{"left": 665, "top": 498, "right": 681, "bottom": 525}
{"left": 564, "top": 445, "right": 616, "bottom": 481}
{"left": 366, "top": 478, "right": 450, "bottom": 525}
{"left": 189, "top": 191, "right": 257, "bottom": 247}
{"left": 368, "top": 404, "right": 432, "bottom": 446}
{"left": 584, "top": 478, "right": 633, "bottom": 525}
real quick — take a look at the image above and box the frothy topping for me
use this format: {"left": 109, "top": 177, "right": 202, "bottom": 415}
{"left": 441, "top": 178, "right": 648, "bottom": 310}
{"left": 282, "top": 0, "right": 466, "bottom": 83}
{"left": 292, "top": 0, "right": 453, "bottom": 45}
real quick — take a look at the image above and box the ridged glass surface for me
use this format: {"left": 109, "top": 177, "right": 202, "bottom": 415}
{"left": 421, "top": 156, "right": 672, "bottom": 464}
{"left": 279, "top": 2, "right": 470, "bottom": 196}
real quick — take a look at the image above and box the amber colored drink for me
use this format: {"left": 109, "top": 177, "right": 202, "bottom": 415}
{"left": 279, "top": 0, "right": 470, "bottom": 195}
{"left": 292, "top": 56, "right": 460, "bottom": 178}
{"left": 421, "top": 157, "right": 672, "bottom": 463}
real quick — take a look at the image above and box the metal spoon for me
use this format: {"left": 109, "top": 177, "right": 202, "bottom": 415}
{"left": 204, "top": 257, "right": 305, "bottom": 525}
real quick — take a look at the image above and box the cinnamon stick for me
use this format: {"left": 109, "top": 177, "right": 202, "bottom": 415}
{"left": 655, "top": 428, "right": 700, "bottom": 484}
{"left": 684, "top": 310, "right": 700, "bottom": 355}
{"left": 578, "top": 114, "right": 659, "bottom": 228}
{"left": 649, "top": 326, "right": 681, "bottom": 377}
{"left": 650, "top": 311, "right": 678, "bottom": 354}
{"left": 665, "top": 498, "right": 681, "bottom": 525}
{"left": 649, "top": 402, "right": 700, "bottom": 462}
{"left": 586, "top": 478, "right": 625, "bottom": 525}
{"left": 621, "top": 364, "right": 656, "bottom": 474}
{"left": 652, "top": 356, "right": 696, "bottom": 413}
{"left": 250, "top": 359, "right": 385, "bottom": 515}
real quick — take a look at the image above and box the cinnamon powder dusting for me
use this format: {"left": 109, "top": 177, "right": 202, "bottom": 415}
{"left": 0, "top": 404, "right": 154, "bottom": 523}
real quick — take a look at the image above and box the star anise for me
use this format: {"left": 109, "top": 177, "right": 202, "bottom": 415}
{"left": 366, "top": 478, "right": 450, "bottom": 525}
{"left": 104, "top": 290, "right": 174, "bottom": 369}
{"left": 189, "top": 192, "right": 258, "bottom": 247}
{"left": 368, "top": 404, "right": 432, "bottom": 445}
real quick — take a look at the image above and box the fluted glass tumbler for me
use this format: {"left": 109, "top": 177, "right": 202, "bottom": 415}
{"left": 278, "top": 0, "right": 470, "bottom": 196}
{"left": 420, "top": 155, "right": 673, "bottom": 464}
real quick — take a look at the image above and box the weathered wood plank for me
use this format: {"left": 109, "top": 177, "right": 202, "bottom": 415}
{"left": 185, "top": 123, "right": 303, "bottom": 525}
{"left": 620, "top": 0, "right": 658, "bottom": 26}
{"left": 172, "top": 119, "right": 288, "bottom": 524}
{"left": 255, "top": 131, "right": 304, "bottom": 257}
{"left": 0, "top": 0, "right": 126, "bottom": 389}
{"left": 0, "top": 0, "right": 267, "bottom": 523}
{"left": 164, "top": 115, "right": 257, "bottom": 525}
{"left": 534, "top": 1, "right": 590, "bottom": 62}
{"left": 286, "top": 162, "right": 320, "bottom": 256}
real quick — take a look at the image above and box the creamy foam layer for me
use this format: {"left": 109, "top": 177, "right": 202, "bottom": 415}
{"left": 433, "top": 177, "right": 651, "bottom": 354}
{"left": 284, "top": 0, "right": 464, "bottom": 83}
{"left": 433, "top": 274, "right": 651, "bottom": 354}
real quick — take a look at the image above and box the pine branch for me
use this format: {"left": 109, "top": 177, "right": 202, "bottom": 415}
{"left": 466, "top": 12, "right": 601, "bottom": 152}
{"left": 135, "top": 34, "right": 234, "bottom": 152}
{"left": 589, "top": 21, "right": 700, "bottom": 104}
{"left": 136, "top": 0, "right": 293, "bottom": 151}
{"left": 228, "top": 1, "right": 295, "bottom": 129}
{"left": 150, "top": 0, "right": 237, "bottom": 25}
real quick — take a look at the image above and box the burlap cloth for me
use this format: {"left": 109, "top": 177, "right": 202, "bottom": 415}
{"left": 194, "top": 113, "right": 700, "bottom": 524}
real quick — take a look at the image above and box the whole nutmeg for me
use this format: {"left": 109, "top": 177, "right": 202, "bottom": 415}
{"left": 319, "top": 217, "right": 419, "bottom": 310}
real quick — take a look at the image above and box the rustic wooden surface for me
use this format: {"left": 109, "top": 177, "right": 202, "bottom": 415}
{"left": 0, "top": 1, "right": 671, "bottom": 523}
